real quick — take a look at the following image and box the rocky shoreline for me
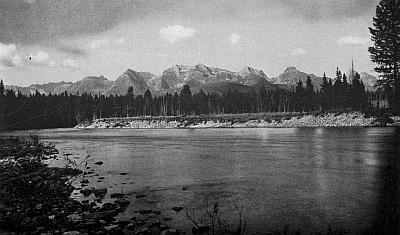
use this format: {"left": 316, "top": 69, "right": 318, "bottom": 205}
{"left": 75, "top": 112, "right": 400, "bottom": 129}
{"left": 0, "top": 136, "right": 180, "bottom": 235}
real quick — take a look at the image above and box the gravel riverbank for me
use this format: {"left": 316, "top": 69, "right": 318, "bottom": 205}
{"left": 75, "top": 112, "right": 398, "bottom": 129}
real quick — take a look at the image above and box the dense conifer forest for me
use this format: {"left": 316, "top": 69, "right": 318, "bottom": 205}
{"left": 0, "top": 69, "right": 388, "bottom": 130}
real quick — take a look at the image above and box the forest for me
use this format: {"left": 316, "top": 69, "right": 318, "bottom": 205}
{"left": 0, "top": 69, "right": 388, "bottom": 130}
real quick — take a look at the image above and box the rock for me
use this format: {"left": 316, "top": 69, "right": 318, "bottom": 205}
{"left": 101, "top": 202, "right": 118, "bottom": 211}
{"left": 135, "top": 228, "right": 151, "bottom": 235}
{"left": 94, "top": 161, "right": 104, "bottom": 165}
{"left": 115, "top": 198, "right": 130, "bottom": 207}
{"left": 63, "top": 232, "right": 83, "bottom": 235}
{"left": 53, "top": 213, "right": 69, "bottom": 228}
{"left": 104, "top": 224, "right": 120, "bottom": 232}
{"left": 126, "top": 223, "right": 136, "bottom": 230}
{"left": 139, "top": 210, "right": 152, "bottom": 215}
{"left": 36, "top": 204, "right": 44, "bottom": 210}
{"left": 84, "top": 210, "right": 118, "bottom": 220}
{"left": 136, "top": 194, "right": 147, "bottom": 199}
{"left": 163, "top": 217, "right": 173, "bottom": 221}
{"left": 153, "top": 210, "right": 162, "bottom": 215}
{"left": 93, "top": 187, "right": 107, "bottom": 197}
{"left": 136, "top": 220, "right": 146, "bottom": 226}
{"left": 80, "top": 188, "right": 94, "bottom": 197}
{"left": 110, "top": 193, "right": 125, "bottom": 198}
{"left": 80, "top": 179, "right": 89, "bottom": 184}
{"left": 172, "top": 206, "right": 183, "bottom": 212}
{"left": 161, "top": 228, "right": 179, "bottom": 235}
{"left": 67, "top": 213, "right": 82, "bottom": 222}
{"left": 148, "top": 221, "right": 161, "bottom": 228}
{"left": 192, "top": 225, "right": 211, "bottom": 235}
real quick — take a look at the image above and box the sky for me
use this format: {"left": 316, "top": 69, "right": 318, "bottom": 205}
{"left": 0, "top": 0, "right": 380, "bottom": 87}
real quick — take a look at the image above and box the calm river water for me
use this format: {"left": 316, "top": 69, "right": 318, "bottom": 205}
{"left": 3, "top": 127, "right": 399, "bottom": 234}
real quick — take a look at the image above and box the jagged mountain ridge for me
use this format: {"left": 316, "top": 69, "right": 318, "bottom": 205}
{"left": 5, "top": 64, "right": 378, "bottom": 96}
{"left": 267, "top": 66, "right": 324, "bottom": 89}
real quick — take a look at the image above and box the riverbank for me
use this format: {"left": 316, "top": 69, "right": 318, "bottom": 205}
{"left": 75, "top": 112, "right": 400, "bottom": 129}
{"left": 0, "top": 136, "right": 179, "bottom": 235}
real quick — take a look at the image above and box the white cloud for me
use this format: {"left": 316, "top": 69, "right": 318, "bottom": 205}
{"left": 90, "top": 37, "right": 125, "bottom": 49}
{"left": 29, "top": 50, "right": 50, "bottom": 64}
{"left": 62, "top": 59, "right": 79, "bottom": 68}
{"left": 337, "top": 36, "right": 370, "bottom": 45}
{"left": 159, "top": 25, "right": 195, "bottom": 43}
{"left": 90, "top": 38, "right": 109, "bottom": 49}
{"left": 0, "top": 43, "right": 20, "bottom": 67}
{"left": 290, "top": 48, "right": 306, "bottom": 56}
{"left": 12, "top": 54, "right": 22, "bottom": 66}
{"left": 230, "top": 33, "right": 240, "bottom": 45}
{"left": 48, "top": 60, "right": 59, "bottom": 68}
{"left": 113, "top": 37, "right": 125, "bottom": 45}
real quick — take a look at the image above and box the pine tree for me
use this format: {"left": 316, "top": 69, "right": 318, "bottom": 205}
{"left": 180, "top": 85, "right": 192, "bottom": 115}
{"left": 304, "top": 76, "right": 315, "bottom": 112}
{"left": 369, "top": 0, "right": 400, "bottom": 112}
{"left": 320, "top": 73, "right": 333, "bottom": 111}
{"left": 0, "top": 80, "right": 4, "bottom": 96}
{"left": 143, "top": 89, "right": 152, "bottom": 116}
{"left": 295, "top": 79, "right": 305, "bottom": 112}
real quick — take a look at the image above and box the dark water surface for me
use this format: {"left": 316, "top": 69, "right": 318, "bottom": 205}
{"left": 3, "top": 127, "right": 399, "bottom": 234}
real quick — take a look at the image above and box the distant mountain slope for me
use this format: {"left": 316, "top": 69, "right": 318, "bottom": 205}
{"left": 159, "top": 64, "right": 276, "bottom": 94}
{"left": 67, "top": 75, "right": 113, "bottom": 95}
{"left": 106, "top": 69, "right": 152, "bottom": 95}
{"left": 360, "top": 72, "right": 378, "bottom": 91}
{"left": 268, "top": 67, "right": 324, "bottom": 89}
{"left": 5, "top": 81, "right": 73, "bottom": 95}
{"left": 5, "top": 64, "right": 378, "bottom": 95}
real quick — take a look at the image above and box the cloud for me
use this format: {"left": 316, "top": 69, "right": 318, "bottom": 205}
{"left": 230, "top": 33, "right": 240, "bottom": 45}
{"left": 159, "top": 25, "right": 195, "bottom": 43}
{"left": 57, "top": 45, "right": 87, "bottom": 57}
{"left": 48, "top": 60, "right": 58, "bottom": 68}
{"left": 89, "top": 37, "right": 125, "bottom": 49}
{"left": 337, "top": 36, "right": 371, "bottom": 45}
{"left": 0, "top": 42, "right": 20, "bottom": 67}
{"left": 275, "top": 0, "right": 379, "bottom": 22}
{"left": 62, "top": 59, "right": 79, "bottom": 68}
{"left": 90, "top": 38, "right": 110, "bottom": 49}
{"left": 113, "top": 37, "right": 125, "bottom": 45}
{"left": 0, "top": 0, "right": 152, "bottom": 46}
{"left": 290, "top": 48, "right": 306, "bottom": 56}
{"left": 29, "top": 51, "right": 50, "bottom": 64}
{"left": 278, "top": 48, "right": 306, "bottom": 58}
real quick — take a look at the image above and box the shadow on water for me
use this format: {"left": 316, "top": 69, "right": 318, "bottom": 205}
{"left": 364, "top": 128, "right": 400, "bottom": 235}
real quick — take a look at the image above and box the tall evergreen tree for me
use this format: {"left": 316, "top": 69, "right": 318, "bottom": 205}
{"left": 320, "top": 73, "right": 333, "bottom": 111}
{"left": 304, "top": 76, "right": 315, "bottom": 112}
{"left": 180, "top": 85, "right": 192, "bottom": 115}
{"left": 295, "top": 79, "right": 305, "bottom": 112}
{"left": 143, "top": 89, "right": 152, "bottom": 116}
{"left": 369, "top": 0, "right": 400, "bottom": 112}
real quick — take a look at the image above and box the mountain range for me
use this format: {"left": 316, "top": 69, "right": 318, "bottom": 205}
{"left": 5, "top": 64, "right": 378, "bottom": 96}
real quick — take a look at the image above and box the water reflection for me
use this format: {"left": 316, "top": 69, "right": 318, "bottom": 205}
{"left": 2, "top": 127, "right": 399, "bottom": 234}
{"left": 367, "top": 128, "right": 399, "bottom": 235}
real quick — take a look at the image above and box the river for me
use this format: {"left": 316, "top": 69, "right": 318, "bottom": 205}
{"left": 2, "top": 127, "right": 399, "bottom": 234}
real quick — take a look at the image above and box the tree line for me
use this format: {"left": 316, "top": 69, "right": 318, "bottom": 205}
{"left": 0, "top": 69, "right": 387, "bottom": 130}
